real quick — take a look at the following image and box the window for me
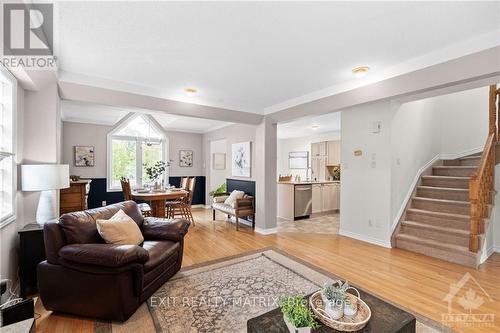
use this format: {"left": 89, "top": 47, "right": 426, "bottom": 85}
{"left": 107, "top": 113, "right": 168, "bottom": 191}
{"left": 0, "top": 66, "right": 16, "bottom": 227}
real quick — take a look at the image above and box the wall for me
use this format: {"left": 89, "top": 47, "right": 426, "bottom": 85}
{"left": 277, "top": 131, "right": 341, "bottom": 179}
{"left": 340, "top": 101, "right": 394, "bottom": 247}
{"left": 62, "top": 121, "right": 204, "bottom": 178}
{"left": 0, "top": 83, "right": 24, "bottom": 298}
{"left": 202, "top": 123, "right": 257, "bottom": 205}
{"left": 62, "top": 122, "right": 110, "bottom": 178}
{"left": 209, "top": 139, "right": 227, "bottom": 192}
{"left": 167, "top": 131, "right": 203, "bottom": 177}
{"left": 439, "top": 87, "right": 489, "bottom": 156}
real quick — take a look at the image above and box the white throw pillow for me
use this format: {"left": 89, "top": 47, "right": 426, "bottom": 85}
{"left": 224, "top": 190, "right": 245, "bottom": 206}
{"left": 96, "top": 209, "right": 144, "bottom": 245}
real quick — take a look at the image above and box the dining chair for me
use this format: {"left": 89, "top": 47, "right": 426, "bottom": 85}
{"left": 166, "top": 177, "right": 196, "bottom": 225}
{"left": 120, "top": 177, "right": 152, "bottom": 217}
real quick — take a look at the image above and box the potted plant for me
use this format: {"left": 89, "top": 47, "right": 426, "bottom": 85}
{"left": 143, "top": 161, "right": 168, "bottom": 190}
{"left": 322, "top": 280, "right": 350, "bottom": 320}
{"left": 280, "top": 295, "right": 319, "bottom": 333}
{"left": 209, "top": 183, "right": 227, "bottom": 197}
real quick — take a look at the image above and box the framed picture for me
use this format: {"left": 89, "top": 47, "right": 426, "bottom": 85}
{"left": 213, "top": 153, "right": 226, "bottom": 170}
{"left": 289, "top": 151, "right": 308, "bottom": 169}
{"left": 179, "top": 150, "right": 193, "bottom": 167}
{"left": 232, "top": 141, "right": 251, "bottom": 177}
{"left": 74, "top": 146, "right": 95, "bottom": 167}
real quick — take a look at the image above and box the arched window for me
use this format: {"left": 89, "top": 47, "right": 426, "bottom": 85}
{"left": 107, "top": 113, "right": 168, "bottom": 191}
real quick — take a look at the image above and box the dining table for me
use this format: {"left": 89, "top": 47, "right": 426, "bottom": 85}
{"left": 131, "top": 189, "right": 189, "bottom": 218}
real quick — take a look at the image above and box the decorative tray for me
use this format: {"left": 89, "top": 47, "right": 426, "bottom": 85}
{"left": 309, "top": 290, "right": 371, "bottom": 332}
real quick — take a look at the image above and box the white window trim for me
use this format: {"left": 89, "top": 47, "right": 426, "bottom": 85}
{"left": 106, "top": 113, "right": 169, "bottom": 192}
{"left": 0, "top": 65, "right": 17, "bottom": 229}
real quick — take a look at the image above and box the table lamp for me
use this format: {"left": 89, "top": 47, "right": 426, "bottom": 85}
{"left": 21, "top": 164, "right": 70, "bottom": 224}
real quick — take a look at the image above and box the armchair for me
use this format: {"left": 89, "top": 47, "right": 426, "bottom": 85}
{"left": 38, "top": 201, "right": 190, "bottom": 321}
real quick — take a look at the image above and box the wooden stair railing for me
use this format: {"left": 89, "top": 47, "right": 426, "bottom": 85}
{"left": 469, "top": 85, "right": 499, "bottom": 252}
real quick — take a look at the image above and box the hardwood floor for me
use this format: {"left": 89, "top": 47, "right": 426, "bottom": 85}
{"left": 35, "top": 208, "right": 500, "bottom": 333}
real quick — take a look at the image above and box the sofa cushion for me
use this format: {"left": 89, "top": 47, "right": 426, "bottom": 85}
{"left": 96, "top": 210, "right": 144, "bottom": 245}
{"left": 59, "top": 201, "right": 144, "bottom": 244}
{"left": 212, "top": 202, "right": 236, "bottom": 215}
{"left": 142, "top": 240, "right": 180, "bottom": 272}
{"left": 59, "top": 243, "right": 149, "bottom": 267}
{"left": 224, "top": 190, "right": 244, "bottom": 206}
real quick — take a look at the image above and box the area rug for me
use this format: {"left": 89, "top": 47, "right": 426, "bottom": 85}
{"left": 96, "top": 248, "right": 452, "bottom": 333}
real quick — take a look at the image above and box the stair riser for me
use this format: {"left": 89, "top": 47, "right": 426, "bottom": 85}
{"left": 421, "top": 178, "right": 469, "bottom": 189}
{"left": 412, "top": 200, "right": 470, "bottom": 215}
{"left": 395, "top": 238, "right": 478, "bottom": 268}
{"left": 433, "top": 168, "right": 476, "bottom": 177}
{"left": 443, "top": 158, "right": 480, "bottom": 167}
{"left": 401, "top": 225, "right": 469, "bottom": 247}
{"left": 406, "top": 211, "right": 469, "bottom": 230}
{"left": 416, "top": 188, "right": 469, "bottom": 201}
{"left": 459, "top": 158, "right": 481, "bottom": 166}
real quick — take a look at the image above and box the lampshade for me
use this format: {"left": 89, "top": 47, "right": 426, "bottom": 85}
{"left": 21, "top": 164, "right": 70, "bottom": 191}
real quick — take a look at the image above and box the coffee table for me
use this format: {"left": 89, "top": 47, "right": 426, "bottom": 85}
{"left": 247, "top": 289, "right": 416, "bottom": 333}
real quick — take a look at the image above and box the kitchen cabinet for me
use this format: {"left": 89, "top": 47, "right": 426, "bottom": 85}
{"left": 327, "top": 140, "right": 341, "bottom": 165}
{"left": 311, "top": 156, "right": 326, "bottom": 181}
{"left": 311, "top": 142, "right": 326, "bottom": 157}
{"left": 312, "top": 184, "right": 322, "bottom": 213}
{"left": 310, "top": 182, "right": 340, "bottom": 213}
{"left": 322, "top": 183, "right": 336, "bottom": 211}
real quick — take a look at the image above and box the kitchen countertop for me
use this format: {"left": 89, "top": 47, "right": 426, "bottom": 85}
{"left": 277, "top": 180, "right": 340, "bottom": 185}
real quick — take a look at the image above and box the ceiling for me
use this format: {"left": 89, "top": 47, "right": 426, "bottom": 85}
{"left": 61, "top": 100, "right": 233, "bottom": 133}
{"left": 277, "top": 112, "right": 341, "bottom": 139}
{"left": 54, "top": 2, "right": 500, "bottom": 114}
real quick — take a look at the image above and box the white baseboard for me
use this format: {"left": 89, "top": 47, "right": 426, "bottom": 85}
{"left": 494, "top": 246, "right": 500, "bottom": 253}
{"left": 192, "top": 204, "right": 211, "bottom": 209}
{"left": 390, "top": 154, "right": 440, "bottom": 233}
{"left": 339, "top": 229, "right": 391, "bottom": 248}
{"left": 255, "top": 227, "right": 277, "bottom": 235}
{"left": 440, "top": 146, "right": 483, "bottom": 160}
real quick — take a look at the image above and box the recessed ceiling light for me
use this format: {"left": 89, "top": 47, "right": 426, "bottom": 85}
{"left": 184, "top": 88, "right": 197, "bottom": 96}
{"left": 352, "top": 66, "right": 370, "bottom": 77}
{"left": 311, "top": 125, "right": 320, "bottom": 130}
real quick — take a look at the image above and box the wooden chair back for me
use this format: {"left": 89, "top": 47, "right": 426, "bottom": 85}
{"left": 180, "top": 177, "right": 189, "bottom": 190}
{"left": 186, "top": 177, "right": 196, "bottom": 205}
{"left": 120, "top": 177, "right": 132, "bottom": 201}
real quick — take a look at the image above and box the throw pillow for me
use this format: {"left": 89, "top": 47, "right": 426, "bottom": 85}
{"left": 224, "top": 190, "right": 245, "bottom": 206}
{"left": 96, "top": 209, "right": 144, "bottom": 245}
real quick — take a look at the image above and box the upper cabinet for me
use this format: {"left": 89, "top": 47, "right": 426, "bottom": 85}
{"left": 327, "top": 140, "right": 341, "bottom": 165}
{"left": 311, "top": 141, "right": 326, "bottom": 157}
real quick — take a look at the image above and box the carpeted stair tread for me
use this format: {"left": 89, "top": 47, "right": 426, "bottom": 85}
{"left": 401, "top": 220, "right": 469, "bottom": 236}
{"left": 396, "top": 233, "right": 473, "bottom": 253}
{"left": 406, "top": 208, "right": 469, "bottom": 221}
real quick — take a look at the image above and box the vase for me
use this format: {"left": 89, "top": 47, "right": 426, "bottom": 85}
{"left": 325, "top": 299, "right": 344, "bottom": 320}
{"left": 283, "top": 316, "right": 312, "bottom": 333}
{"left": 343, "top": 297, "right": 358, "bottom": 318}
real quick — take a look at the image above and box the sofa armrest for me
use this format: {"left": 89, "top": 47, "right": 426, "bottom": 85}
{"left": 58, "top": 243, "right": 149, "bottom": 268}
{"left": 235, "top": 196, "right": 254, "bottom": 210}
{"left": 141, "top": 218, "right": 190, "bottom": 242}
{"left": 213, "top": 195, "right": 229, "bottom": 203}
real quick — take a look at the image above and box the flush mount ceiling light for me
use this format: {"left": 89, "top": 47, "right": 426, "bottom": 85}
{"left": 311, "top": 125, "right": 320, "bottom": 130}
{"left": 352, "top": 66, "right": 370, "bottom": 77}
{"left": 184, "top": 88, "right": 197, "bottom": 96}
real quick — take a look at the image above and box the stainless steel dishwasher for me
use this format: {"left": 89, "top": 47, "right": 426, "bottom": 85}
{"left": 294, "top": 184, "right": 312, "bottom": 219}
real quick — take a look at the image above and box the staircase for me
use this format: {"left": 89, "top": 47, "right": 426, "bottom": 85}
{"left": 395, "top": 154, "right": 485, "bottom": 267}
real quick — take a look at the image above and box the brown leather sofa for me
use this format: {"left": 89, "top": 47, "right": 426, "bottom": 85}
{"left": 38, "top": 201, "right": 190, "bottom": 321}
